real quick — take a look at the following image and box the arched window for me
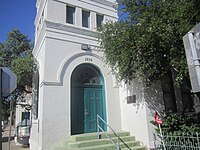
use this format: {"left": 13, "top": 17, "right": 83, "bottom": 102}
{"left": 72, "top": 64, "right": 101, "bottom": 86}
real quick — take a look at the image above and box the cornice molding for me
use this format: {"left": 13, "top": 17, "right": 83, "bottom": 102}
{"left": 33, "top": 20, "right": 99, "bottom": 60}
{"left": 46, "top": 21, "right": 98, "bottom": 38}
{"left": 90, "top": 0, "right": 116, "bottom": 7}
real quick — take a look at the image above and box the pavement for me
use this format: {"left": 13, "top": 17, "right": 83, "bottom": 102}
{"left": 2, "top": 126, "right": 29, "bottom": 150}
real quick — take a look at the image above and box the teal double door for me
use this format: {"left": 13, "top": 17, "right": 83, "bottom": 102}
{"left": 71, "top": 85, "right": 106, "bottom": 135}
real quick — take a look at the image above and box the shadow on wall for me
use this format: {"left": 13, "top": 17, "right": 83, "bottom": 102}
{"left": 193, "top": 94, "right": 200, "bottom": 113}
{"left": 124, "top": 79, "right": 164, "bottom": 116}
{"left": 144, "top": 81, "right": 164, "bottom": 116}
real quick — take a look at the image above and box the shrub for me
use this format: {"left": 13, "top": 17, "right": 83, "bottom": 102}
{"left": 151, "top": 112, "right": 200, "bottom": 135}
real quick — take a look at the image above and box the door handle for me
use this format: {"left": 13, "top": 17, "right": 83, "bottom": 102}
{"left": 84, "top": 109, "right": 89, "bottom": 116}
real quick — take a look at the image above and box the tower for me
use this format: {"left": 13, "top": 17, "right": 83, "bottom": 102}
{"left": 31, "top": 0, "right": 120, "bottom": 149}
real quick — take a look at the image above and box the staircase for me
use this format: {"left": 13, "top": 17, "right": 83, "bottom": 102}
{"left": 53, "top": 131, "right": 147, "bottom": 150}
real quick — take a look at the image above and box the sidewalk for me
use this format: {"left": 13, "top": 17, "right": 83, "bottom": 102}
{"left": 2, "top": 126, "right": 29, "bottom": 150}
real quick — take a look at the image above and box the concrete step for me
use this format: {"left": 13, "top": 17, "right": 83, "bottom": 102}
{"left": 53, "top": 131, "right": 147, "bottom": 150}
{"left": 69, "top": 131, "right": 130, "bottom": 142}
{"left": 56, "top": 146, "right": 147, "bottom": 150}
{"left": 121, "top": 146, "right": 147, "bottom": 150}
{"left": 65, "top": 141, "right": 142, "bottom": 150}
{"left": 66, "top": 136, "right": 136, "bottom": 148}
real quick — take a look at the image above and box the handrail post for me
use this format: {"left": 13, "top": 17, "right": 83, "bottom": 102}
{"left": 97, "top": 115, "right": 100, "bottom": 139}
{"left": 117, "top": 135, "right": 120, "bottom": 150}
{"left": 197, "top": 132, "right": 200, "bottom": 148}
{"left": 97, "top": 114, "right": 130, "bottom": 150}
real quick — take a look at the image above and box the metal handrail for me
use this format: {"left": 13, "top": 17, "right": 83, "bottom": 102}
{"left": 97, "top": 114, "right": 132, "bottom": 150}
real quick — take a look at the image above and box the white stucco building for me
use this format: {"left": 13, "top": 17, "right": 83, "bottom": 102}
{"left": 31, "top": 0, "right": 165, "bottom": 149}
{"left": 14, "top": 93, "right": 32, "bottom": 145}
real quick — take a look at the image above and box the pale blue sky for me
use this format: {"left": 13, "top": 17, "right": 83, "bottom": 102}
{"left": 0, "top": 0, "right": 36, "bottom": 42}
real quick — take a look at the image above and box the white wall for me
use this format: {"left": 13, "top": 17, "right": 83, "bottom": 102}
{"left": 119, "top": 80, "right": 164, "bottom": 148}
{"left": 30, "top": 39, "right": 46, "bottom": 150}
{"left": 144, "top": 81, "right": 164, "bottom": 148}
{"left": 119, "top": 80, "right": 149, "bottom": 146}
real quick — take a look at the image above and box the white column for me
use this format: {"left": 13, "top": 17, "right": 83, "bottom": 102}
{"left": 76, "top": 7, "right": 82, "bottom": 27}
{"left": 91, "top": 11, "right": 96, "bottom": 30}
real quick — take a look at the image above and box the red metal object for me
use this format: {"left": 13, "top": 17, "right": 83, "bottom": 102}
{"left": 155, "top": 111, "right": 163, "bottom": 125}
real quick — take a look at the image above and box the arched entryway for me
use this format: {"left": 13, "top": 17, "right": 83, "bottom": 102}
{"left": 71, "top": 64, "right": 106, "bottom": 135}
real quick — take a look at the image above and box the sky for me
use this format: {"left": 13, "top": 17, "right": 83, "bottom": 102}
{"left": 0, "top": 0, "right": 36, "bottom": 43}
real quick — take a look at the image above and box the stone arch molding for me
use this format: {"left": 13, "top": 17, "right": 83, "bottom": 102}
{"left": 41, "top": 51, "right": 109, "bottom": 86}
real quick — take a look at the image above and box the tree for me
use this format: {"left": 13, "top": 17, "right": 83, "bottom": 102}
{"left": 99, "top": 0, "right": 200, "bottom": 83}
{"left": 98, "top": 0, "right": 200, "bottom": 112}
{"left": 0, "top": 29, "right": 34, "bottom": 118}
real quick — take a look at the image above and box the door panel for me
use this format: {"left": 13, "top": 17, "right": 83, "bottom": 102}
{"left": 84, "top": 87, "right": 104, "bottom": 133}
{"left": 71, "top": 87, "right": 84, "bottom": 135}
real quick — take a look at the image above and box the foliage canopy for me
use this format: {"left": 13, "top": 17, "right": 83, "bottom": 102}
{"left": 0, "top": 29, "right": 34, "bottom": 93}
{"left": 0, "top": 29, "right": 34, "bottom": 118}
{"left": 99, "top": 0, "right": 200, "bottom": 84}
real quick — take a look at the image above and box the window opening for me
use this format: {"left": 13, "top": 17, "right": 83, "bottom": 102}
{"left": 21, "top": 112, "right": 30, "bottom": 126}
{"left": 82, "top": 10, "right": 90, "bottom": 28}
{"left": 96, "top": 14, "right": 104, "bottom": 28}
{"left": 66, "top": 6, "right": 75, "bottom": 24}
